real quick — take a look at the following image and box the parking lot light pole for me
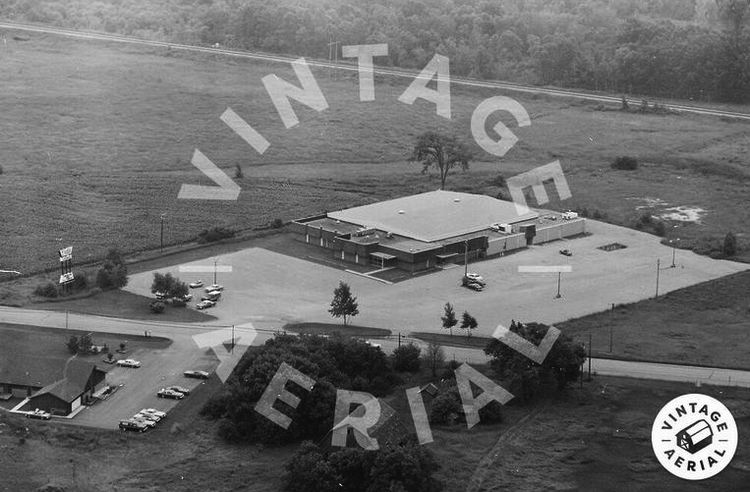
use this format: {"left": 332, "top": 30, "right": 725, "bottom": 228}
{"left": 213, "top": 258, "right": 218, "bottom": 285}
{"left": 464, "top": 241, "right": 468, "bottom": 277}
{"left": 671, "top": 238, "right": 679, "bottom": 268}
{"left": 555, "top": 272, "right": 562, "bottom": 298}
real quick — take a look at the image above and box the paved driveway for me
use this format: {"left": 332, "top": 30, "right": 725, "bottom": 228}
{"left": 124, "top": 220, "right": 747, "bottom": 338}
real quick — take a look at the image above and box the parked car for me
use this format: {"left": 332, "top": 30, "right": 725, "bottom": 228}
{"left": 464, "top": 282, "right": 484, "bottom": 292}
{"left": 134, "top": 411, "right": 160, "bottom": 422}
{"left": 205, "top": 284, "right": 224, "bottom": 292}
{"left": 465, "top": 272, "right": 485, "bottom": 283}
{"left": 119, "top": 420, "right": 148, "bottom": 432}
{"left": 154, "top": 291, "right": 167, "bottom": 299}
{"left": 559, "top": 249, "right": 572, "bottom": 256}
{"left": 201, "top": 292, "right": 221, "bottom": 302}
{"left": 116, "top": 359, "right": 141, "bottom": 368}
{"left": 141, "top": 408, "right": 167, "bottom": 419}
{"left": 462, "top": 274, "right": 486, "bottom": 287}
{"left": 166, "top": 386, "right": 191, "bottom": 396}
{"left": 157, "top": 388, "right": 185, "bottom": 399}
{"left": 196, "top": 300, "right": 215, "bottom": 310}
{"left": 189, "top": 280, "right": 204, "bottom": 288}
{"left": 26, "top": 409, "right": 51, "bottom": 420}
{"left": 131, "top": 415, "right": 158, "bottom": 428}
{"left": 181, "top": 293, "right": 193, "bottom": 302}
{"left": 184, "top": 370, "right": 210, "bottom": 379}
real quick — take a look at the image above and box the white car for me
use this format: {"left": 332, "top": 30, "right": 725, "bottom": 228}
{"left": 465, "top": 272, "right": 484, "bottom": 283}
{"left": 116, "top": 359, "right": 141, "bottom": 368}
{"left": 196, "top": 300, "right": 215, "bottom": 310}
{"left": 181, "top": 293, "right": 193, "bottom": 302}
{"left": 184, "top": 370, "right": 210, "bottom": 379}
{"left": 189, "top": 280, "right": 204, "bottom": 289}
{"left": 205, "top": 284, "right": 224, "bottom": 292}
{"left": 134, "top": 411, "right": 161, "bottom": 423}
{"left": 141, "top": 408, "right": 167, "bottom": 419}
{"left": 26, "top": 409, "right": 52, "bottom": 420}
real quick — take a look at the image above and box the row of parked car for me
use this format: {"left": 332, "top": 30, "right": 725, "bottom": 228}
{"left": 189, "top": 280, "right": 225, "bottom": 310}
{"left": 119, "top": 408, "right": 167, "bottom": 432}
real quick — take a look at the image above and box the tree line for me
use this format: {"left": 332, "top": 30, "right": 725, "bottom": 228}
{"left": 2, "top": 0, "right": 749, "bottom": 102}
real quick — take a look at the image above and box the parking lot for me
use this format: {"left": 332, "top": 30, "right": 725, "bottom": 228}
{"left": 124, "top": 220, "right": 748, "bottom": 338}
{"left": 72, "top": 337, "right": 217, "bottom": 429}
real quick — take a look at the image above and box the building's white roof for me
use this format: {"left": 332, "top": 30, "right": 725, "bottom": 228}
{"left": 327, "top": 190, "right": 538, "bottom": 242}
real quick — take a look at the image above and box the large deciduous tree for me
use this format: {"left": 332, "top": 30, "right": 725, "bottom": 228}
{"left": 484, "top": 321, "right": 585, "bottom": 402}
{"left": 329, "top": 281, "right": 359, "bottom": 326}
{"left": 409, "top": 132, "right": 473, "bottom": 190}
{"left": 96, "top": 248, "right": 128, "bottom": 290}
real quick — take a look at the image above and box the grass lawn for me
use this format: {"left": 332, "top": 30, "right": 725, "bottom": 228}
{"left": 283, "top": 321, "right": 391, "bottom": 338}
{"left": 32, "top": 289, "right": 217, "bottom": 323}
{"left": 0, "top": 31, "right": 750, "bottom": 280}
{"left": 412, "top": 331, "right": 493, "bottom": 350}
{"left": 559, "top": 270, "right": 750, "bottom": 369}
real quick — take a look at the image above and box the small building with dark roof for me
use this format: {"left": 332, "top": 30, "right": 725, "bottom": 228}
{"left": 19, "top": 359, "right": 107, "bottom": 416}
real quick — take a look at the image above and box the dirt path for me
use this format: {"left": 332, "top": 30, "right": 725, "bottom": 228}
{"left": 466, "top": 403, "right": 550, "bottom": 492}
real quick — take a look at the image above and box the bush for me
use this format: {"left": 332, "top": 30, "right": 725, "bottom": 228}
{"left": 70, "top": 272, "right": 88, "bottom": 292}
{"left": 197, "top": 226, "right": 236, "bottom": 243}
{"left": 724, "top": 232, "right": 738, "bottom": 256}
{"left": 271, "top": 218, "right": 284, "bottom": 228}
{"left": 611, "top": 156, "right": 638, "bottom": 170}
{"left": 149, "top": 301, "right": 165, "bottom": 314}
{"left": 96, "top": 249, "right": 128, "bottom": 290}
{"left": 429, "top": 389, "right": 463, "bottom": 425}
{"left": 34, "top": 281, "right": 58, "bottom": 298}
{"left": 441, "top": 360, "right": 460, "bottom": 380}
{"left": 391, "top": 343, "right": 421, "bottom": 373}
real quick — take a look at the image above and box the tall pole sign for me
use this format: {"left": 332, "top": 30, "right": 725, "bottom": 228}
{"left": 58, "top": 246, "right": 74, "bottom": 292}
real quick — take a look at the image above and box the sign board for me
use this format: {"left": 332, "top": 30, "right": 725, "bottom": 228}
{"left": 59, "top": 272, "right": 74, "bottom": 284}
{"left": 59, "top": 246, "right": 73, "bottom": 262}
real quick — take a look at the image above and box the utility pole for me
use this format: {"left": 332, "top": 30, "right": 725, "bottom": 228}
{"left": 160, "top": 213, "right": 166, "bottom": 253}
{"left": 398, "top": 332, "right": 402, "bottom": 348}
{"left": 671, "top": 238, "right": 679, "bottom": 268}
{"left": 213, "top": 258, "right": 218, "bottom": 285}
{"left": 231, "top": 324, "right": 235, "bottom": 353}
{"left": 609, "top": 323, "right": 613, "bottom": 353}
{"left": 655, "top": 258, "right": 660, "bottom": 298}
{"left": 555, "top": 272, "right": 562, "bottom": 298}
{"left": 588, "top": 333, "right": 592, "bottom": 380}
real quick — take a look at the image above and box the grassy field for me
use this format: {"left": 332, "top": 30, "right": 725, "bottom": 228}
{"left": 559, "top": 270, "right": 750, "bottom": 370}
{"left": 1, "top": 370, "right": 747, "bottom": 490}
{"left": 0, "top": 31, "right": 750, "bottom": 279}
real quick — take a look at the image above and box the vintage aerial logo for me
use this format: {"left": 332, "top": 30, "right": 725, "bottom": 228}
{"left": 651, "top": 393, "right": 738, "bottom": 480}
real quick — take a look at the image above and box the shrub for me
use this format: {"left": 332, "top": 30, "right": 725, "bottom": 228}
{"left": 724, "top": 232, "right": 738, "bottom": 256}
{"left": 34, "top": 281, "right": 58, "bottom": 298}
{"left": 391, "top": 343, "right": 421, "bottom": 373}
{"left": 197, "top": 226, "right": 235, "bottom": 243}
{"left": 653, "top": 221, "right": 666, "bottom": 236}
{"left": 441, "top": 360, "right": 460, "bottom": 380}
{"left": 612, "top": 156, "right": 638, "bottom": 170}
{"left": 429, "top": 389, "right": 463, "bottom": 425}
{"left": 96, "top": 249, "right": 128, "bottom": 290}
{"left": 235, "top": 163, "right": 243, "bottom": 179}
{"left": 271, "top": 218, "right": 284, "bottom": 228}
{"left": 149, "top": 301, "right": 165, "bottom": 314}
{"left": 70, "top": 272, "right": 88, "bottom": 292}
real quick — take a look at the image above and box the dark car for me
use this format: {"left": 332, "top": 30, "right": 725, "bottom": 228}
{"left": 157, "top": 388, "right": 185, "bottom": 400}
{"left": 184, "top": 370, "right": 210, "bottom": 379}
{"left": 559, "top": 249, "right": 572, "bottom": 256}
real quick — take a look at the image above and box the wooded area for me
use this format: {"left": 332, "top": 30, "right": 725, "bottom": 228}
{"left": 2, "top": 0, "right": 749, "bottom": 102}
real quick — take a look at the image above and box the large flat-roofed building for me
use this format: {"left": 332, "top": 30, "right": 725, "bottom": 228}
{"left": 291, "top": 190, "right": 586, "bottom": 273}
